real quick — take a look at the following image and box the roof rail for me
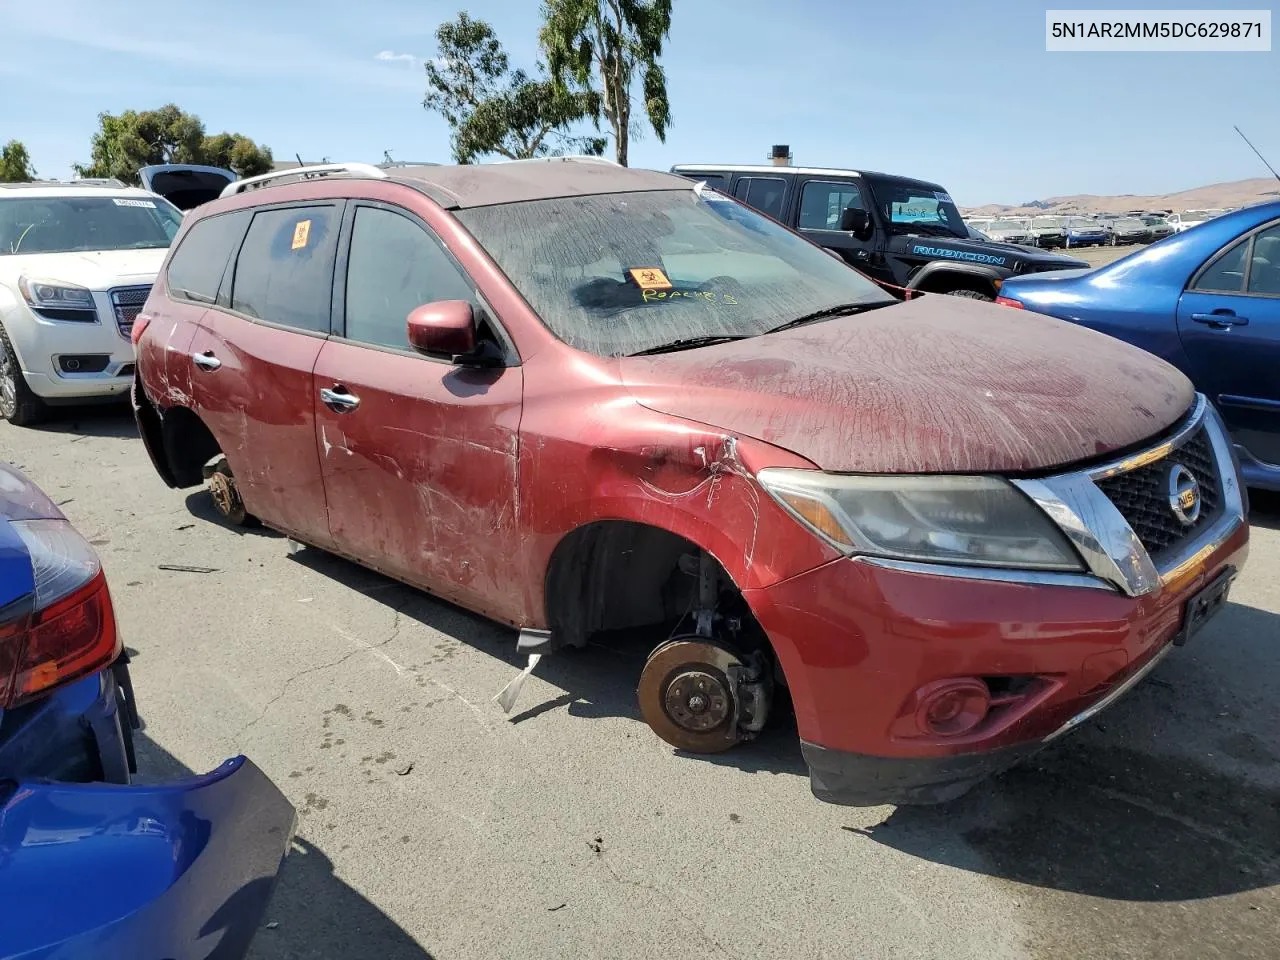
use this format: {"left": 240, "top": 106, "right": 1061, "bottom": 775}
{"left": 220, "top": 162, "right": 388, "bottom": 198}
{"left": 491, "top": 155, "right": 620, "bottom": 166}
{"left": 0, "top": 178, "right": 129, "bottom": 189}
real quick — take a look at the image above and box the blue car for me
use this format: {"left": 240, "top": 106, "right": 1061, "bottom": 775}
{"left": 0, "top": 460, "right": 295, "bottom": 959}
{"left": 998, "top": 201, "right": 1280, "bottom": 491}
{"left": 1063, "top": 217, "right": 1110, "bottom": 248}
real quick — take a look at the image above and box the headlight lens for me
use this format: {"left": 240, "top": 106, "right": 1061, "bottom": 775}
{"left": 18, "top": 277, "right": 95, "bottom": 309}
{"left": 758, "top": 469, "right": 1083, "bottom": 571}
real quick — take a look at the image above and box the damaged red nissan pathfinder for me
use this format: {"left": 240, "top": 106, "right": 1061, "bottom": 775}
{"left": 131, "top": 159, "right": 1249, "bottom": 805}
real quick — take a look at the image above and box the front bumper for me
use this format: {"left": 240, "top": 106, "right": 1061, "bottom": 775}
{"left": 745, "top": 397, "right": 1249, "bottom": 806}
{"left": 2, "top": 297, "right": 135, "bottom": 402}
{"left": 0, "top": 756, "right": 296, "bottom": 959}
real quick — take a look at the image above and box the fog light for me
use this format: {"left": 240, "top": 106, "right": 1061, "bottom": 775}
{"left": 915, "top": 679, "right": 990, "bottom": 737}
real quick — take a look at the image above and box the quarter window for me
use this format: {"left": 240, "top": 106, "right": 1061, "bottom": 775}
{"left": 734, "top": 177, "right": 787, "bottom": 220}
{"left": 798, "top": 181, "right": 865, "bottom": 231}
{"left": 1246, "top": 224, "right": 1280, "bottom": 295}
{"left": 166, "top": 210, "right": 250, "bottom": 304}
{"left": 1193, "top": 237, "right": 1248, "bottom": 293}
{"left": 231, "top": 205, "right": 339, "bottom": 334}
{"left": 344, "top": 207, "right": 474, "bottom": 350}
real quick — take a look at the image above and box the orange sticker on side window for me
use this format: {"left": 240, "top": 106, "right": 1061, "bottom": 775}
{"left": 628, "top": 267, "right": 672, "bottom": 291}
{"left": 291, "top": 219, "right": 312, "bottom": 250}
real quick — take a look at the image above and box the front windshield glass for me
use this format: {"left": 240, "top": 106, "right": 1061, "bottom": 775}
{"left": 1142, "top": 216, "right": 1168, "bottom": 226}
{"left": 990, "top": 220, "right": 1025, "bottom": 230}
{"left": 1032, "top": 217, "right": 1064, "bottom": 228}
{"left": 0, "top": 195, "right": 183, "bottom": 255}
{"left": 456, "top": 189, "right": 893, "bottom": 358}
{"left": 863, "top": 176, "right": 966, "bottom": 238}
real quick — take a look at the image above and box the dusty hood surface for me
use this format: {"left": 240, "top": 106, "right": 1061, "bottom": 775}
{"left": 0, "top": 249, "right": 166, "bottom": 289}
{"left": 619, "top": 295, "right": 1194, "bottom": 474}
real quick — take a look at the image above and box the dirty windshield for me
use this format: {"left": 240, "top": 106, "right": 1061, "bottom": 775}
{"left": 455, "top": 188, "right": 892, "bottom": 357}
{"left": 0, "top": 195, "right": 183, "bottom": 255}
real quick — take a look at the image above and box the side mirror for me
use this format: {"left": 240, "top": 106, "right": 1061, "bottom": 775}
{"left": 407, "top": 300, "right": 477, "bottom": 359}
{"left": 840, "top": 206, "right": 874, "bottom": 240}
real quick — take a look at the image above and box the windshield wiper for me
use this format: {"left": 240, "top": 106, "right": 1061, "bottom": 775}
{"left": 764, "top": 300, "right": 893, "bottom": 336}
{"left": 627, "top": 335, "right": 751, "bottom": 357}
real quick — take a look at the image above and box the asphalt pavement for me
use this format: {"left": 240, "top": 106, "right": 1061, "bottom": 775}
{"left": 2, "top": 403, "right": 1276, "bottom": 960}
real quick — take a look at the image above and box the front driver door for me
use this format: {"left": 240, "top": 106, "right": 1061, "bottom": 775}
{"left": 313, "top": 202, "right": 524, "bottom": 623}
{"left": 793, "top": 178, "right": 880, "bottom": 275}
{"left": 1176, "top": 220, "right": 1280, "bottom": 466}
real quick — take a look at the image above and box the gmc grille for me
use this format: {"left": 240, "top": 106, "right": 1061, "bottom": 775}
{"left": 109, "top": 285, "right": 151, "bottom": 340}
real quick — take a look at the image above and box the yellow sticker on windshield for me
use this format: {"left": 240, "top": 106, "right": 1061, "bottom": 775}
{"left": 629, "top": 267, "right": 672, "bottom": 291}
{"left": 291, "top": 219, "right": 312, "bottom": 250}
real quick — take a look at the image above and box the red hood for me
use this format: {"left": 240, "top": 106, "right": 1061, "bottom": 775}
{"left": 618, "top": 295, "right": 1193, "bottom": 474}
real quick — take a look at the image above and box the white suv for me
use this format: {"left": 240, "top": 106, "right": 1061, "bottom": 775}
{"left": 0, "top": 180, "right": 183, "bottom": 424}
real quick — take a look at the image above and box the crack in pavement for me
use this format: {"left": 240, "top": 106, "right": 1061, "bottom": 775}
{"left": 233, "top": 601, "right": 413, "bottom": 747}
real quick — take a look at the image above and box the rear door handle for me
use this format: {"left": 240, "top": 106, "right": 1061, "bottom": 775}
{"left": 192, "top": 351, "right": 221, "bottom": 370}
{"left": 1192, "top": 312, "right": 1248, "bottom": 328}
{"left": 320, "top": 385, "right": 361, "bottom": 412}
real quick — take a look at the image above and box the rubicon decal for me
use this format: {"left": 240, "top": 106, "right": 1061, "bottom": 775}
{"left": 911, "top": 245, "right": 1008, "bottom": 266}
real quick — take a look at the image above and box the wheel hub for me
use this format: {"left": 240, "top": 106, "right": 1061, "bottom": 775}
{"left": 663, "top": 670, "right": 731, "bottom": 733}
{"left": 209, "top": 472, "right": 237, "bottom": 515}
{"left": 0, "top": 340, "right": 16, "bottom": 418}
{"left": 637, "top": 639, "right": 746, "bottom": 754}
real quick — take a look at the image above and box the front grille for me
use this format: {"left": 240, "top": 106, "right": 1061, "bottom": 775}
{"left": 1095, "top": 425, "right": 1222, "bottom": 563}
{"left": 109, "top": 285, "right": 151, "bottom": 340}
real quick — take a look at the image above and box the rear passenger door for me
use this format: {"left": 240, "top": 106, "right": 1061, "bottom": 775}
{"left": 312, "top": 202, "right": 524, "bottom": 622}
{"left": 1176, "top": 220, "right": 1280, "bottom": 466}
{"left": 189, "top": 201, "right": 342, "bottom": 544}
{"left": 794, "top": 178, "right": 878, "bottom": 269}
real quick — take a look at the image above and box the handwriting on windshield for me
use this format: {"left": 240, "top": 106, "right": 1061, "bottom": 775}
{"left": 641, "top": 290, "right": 739, "bottom": 304}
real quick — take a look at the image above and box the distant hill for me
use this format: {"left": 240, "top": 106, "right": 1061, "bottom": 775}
{"left": 963, "top": 177, "right": 1280, "bottom": 217}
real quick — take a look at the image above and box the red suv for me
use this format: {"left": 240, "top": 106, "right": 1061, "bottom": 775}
{"left": 132, "top": 159, "right": 1249, "bottom": 805}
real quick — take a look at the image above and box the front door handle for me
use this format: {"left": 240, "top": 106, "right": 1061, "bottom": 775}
{"left": 320, "top": 385, "right": 361, "bottom": 412}
{"left": 1192, "top": 311, "right": 1248, "bottom": 329}
{"left": 192, "top": 350, "right": 221, "bottom": 371}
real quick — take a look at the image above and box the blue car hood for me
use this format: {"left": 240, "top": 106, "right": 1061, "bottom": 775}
{"left": 0, "top": 756, "right": 296, "bottom": 959}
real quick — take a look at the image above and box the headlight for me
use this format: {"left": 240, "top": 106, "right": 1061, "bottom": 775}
{"left": 18, "top": 276, "right": 95, "bottom": 310}
{"left": 758, "top": 469, "right": 1083, "bottom": 571}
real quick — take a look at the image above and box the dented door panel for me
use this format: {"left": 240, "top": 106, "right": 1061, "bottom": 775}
{"left": 312, "top": 340, "right": 525, "bottom": 623}
{"left": 190, "top": 313, "right": 331, "bottom": 545}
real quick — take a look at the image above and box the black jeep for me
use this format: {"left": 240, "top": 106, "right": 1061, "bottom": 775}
{"left": 670, "top": 164, "right": 1088, "bottom": 301}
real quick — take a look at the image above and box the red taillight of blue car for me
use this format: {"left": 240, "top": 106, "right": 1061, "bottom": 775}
{"left": 1, "top": 520, "right": 121, "bottom": 708}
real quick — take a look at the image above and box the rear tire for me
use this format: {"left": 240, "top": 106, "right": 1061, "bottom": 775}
{"left": 945, "top": 289, "right": 995, "bottom": 301}
{"left": 0, "top": 324, "right": 46, "bottom": 426}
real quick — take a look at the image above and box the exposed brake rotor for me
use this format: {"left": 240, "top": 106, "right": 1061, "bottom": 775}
{"left": 207, "top": 460, "right": 249, "bottom": 526}
{"left": 637, "top": 639, "right": 746, "bottom": 754}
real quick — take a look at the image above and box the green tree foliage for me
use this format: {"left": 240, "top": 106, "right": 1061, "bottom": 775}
{"left": 74, "top": 105, "right": 272, "bottom": 183}
{"left": 540, "top": 0, "right": 672, "bottom": 166}
{"left": 424, "top": 11, "right": 605, "bottom": 164}
{"left": 0, "top": 140, "right": 37, "bottom": 182}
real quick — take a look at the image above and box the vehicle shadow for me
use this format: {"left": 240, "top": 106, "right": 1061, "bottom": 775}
{"left": 133, "top": 734, "right": 435, "bottom": 960}
{"left": 1247, "top": 487, "right": 1280, "bottom": 530}
{"left": 31, "top": 403, "right": 136, "bottom": 439}
{"left": 852, "top": 597, "right": 1280, "bottom": 904}
{"left": 183, "top": 489, "right": 284, "bottom": 538}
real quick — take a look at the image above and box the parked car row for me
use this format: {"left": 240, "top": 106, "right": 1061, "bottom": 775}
{"left": 967, "top": 208, "right": 1236, "bottom": 248}
{"left": 0, "top": 159, "right": 1273, "bottom": 948}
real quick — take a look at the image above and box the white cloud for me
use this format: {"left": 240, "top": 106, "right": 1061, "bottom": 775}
{"left": 375, "top": 51, "right": 419, "bottom": 65}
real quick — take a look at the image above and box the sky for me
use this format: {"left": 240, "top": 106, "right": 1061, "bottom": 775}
{"left": 0, "top": 0, "right": 1276, "bottom": 206}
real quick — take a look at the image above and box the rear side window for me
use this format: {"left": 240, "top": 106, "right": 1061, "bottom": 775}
{"left": 231, "top": 205, "right": 339, "bottom": 334}
{"left": 343, "top": 207, "right": 474, "bottom": 350}
{"left": 734, "top": 177, "right": 786, "bottom": 220}
{"left": 166, "top": 210, "right": 250, "bottom": 304}
{"left": 1193, "top": 237, "right": 1248, "bottom": 293}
